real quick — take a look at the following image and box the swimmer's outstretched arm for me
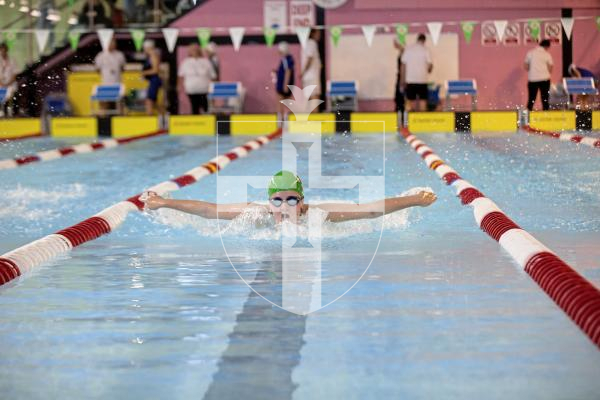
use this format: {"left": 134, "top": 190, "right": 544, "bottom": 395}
{"left": 316, "top": 191, "right": 437, "bottom": 222}
{"left": 142, "top": 192, "right": 265, "bottom": 220}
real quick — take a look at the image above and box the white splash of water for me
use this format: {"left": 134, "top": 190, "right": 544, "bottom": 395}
{"left": 145, "top": 187, "right": 433, "bottom": 240}
{"left": 0, "top": 184, "right": 87, "bottom": 220}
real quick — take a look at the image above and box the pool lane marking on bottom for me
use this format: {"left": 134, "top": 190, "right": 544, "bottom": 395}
{"left": 0, "top": 130, "right": 168, "bottom": 170}
{"left": 0, "top": 128, "right": 282, "bottom": 287}
{"left": 523, "top": 125, "right": 600, "bottom": 149}
{"left": 400, "top": 127, "right": 600, "bottom": 349}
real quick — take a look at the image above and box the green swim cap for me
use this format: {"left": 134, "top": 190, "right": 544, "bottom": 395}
{"left": 267, "top": 170, "right": 304, "bottom": 198}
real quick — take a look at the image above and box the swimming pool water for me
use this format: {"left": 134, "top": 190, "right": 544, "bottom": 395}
{"left": 0, "top": 132, "right": 599, "bottom": 399}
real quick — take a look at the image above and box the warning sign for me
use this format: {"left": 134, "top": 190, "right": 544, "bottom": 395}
{"left": 544, "top": 21, "right": 562, "bottom": 44}
{"left": 503, "top": 22, "right": 520, "bottom": 46}
{"left": 290, "top": 1, "right": 315, "bottom": 28}
{"left": 481, "top": 21, "right": 498, "bottom": 46}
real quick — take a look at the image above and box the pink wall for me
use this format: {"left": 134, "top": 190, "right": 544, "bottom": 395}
{"left": 572, "top": 9, "right": 600, "bottom": 76}
{"left": 170, "top": 0, "right": 599, "bottom": 113}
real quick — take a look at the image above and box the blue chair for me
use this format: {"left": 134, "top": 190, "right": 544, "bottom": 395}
{"left": 444, "top": 79, "right": 477, "bottom": 110}
{"left": 208, "top": 82, "right": 244, "bottom": 113}
{"left": 327, "top": 80, "right": 358, "bottom": 112}
{"left": 563, "top": 78, "right": 598, "bottom": 109}
{"left": 91, "top": 84, "right": 125, "bottom": 115}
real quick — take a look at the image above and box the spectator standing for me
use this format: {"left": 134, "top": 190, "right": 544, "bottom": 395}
{"left": 300, "top": 28, "right": 321, "bottom": 99}
{"left": 0, "top": 43, "right": 19, "bottom": 117}
{"left": 94, "top": 38, "right": 126, "bottom": 115}
{"left": 141, "top": 40, "right": 163, "bottom": 115}
{"left": 275, "top": 41, "right": 294, "bottom": 121}
{"left": 400, "top": 33, "right": 433, "bottom": 112}
{"left": 178, "top": 44, "right": 216, "bottom": 114}
{"left": 393, "top": 37, "right": 405, "bottom": 115}
{"left": 524, "top": 39, "right": 553, "bottom": 111}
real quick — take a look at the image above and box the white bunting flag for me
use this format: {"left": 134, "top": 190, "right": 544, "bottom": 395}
{"left": 97, "top": 29, "right": 114, "bottom": 52}
{"left": 361, "top": 25, "right": 376, "bottom": 47}
{"left": 561, "top": 17, "right": 574, "bottom": 40}
{"left": 427, "top": 22, "right": 443, "bottom": 45}
{"left": 296, "top": 26, "right": 311, "bottom": 49}
{"left": 162, "top": 28, "right": 179, "bottom": 53}
{"left": 493, "top": 20, "right": 508, "bottom": 42}
{"left": 229, "top": 27, "right": 245, "bottom": 52}
{"left": 34, "top": 29, "right": 50, "bottom": 53}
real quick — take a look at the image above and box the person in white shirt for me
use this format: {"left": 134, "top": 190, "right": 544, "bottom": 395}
{"left": 524, "top": 39, "right": 553, "bottom": 111}
{"left": 94, "top": 39, "right": 126, "bottom": 115}
{"left": 177, "top": 43, "right": 216, "bottom": 114}
{"left": 0, "top": 43, "right": 19, "bottom": 116}
{"left": 94, "top": 39, "right": 126, "bottom": 85}
{"left": 300, "top": 28, "right": 322, "bottom": 99}
{"left": 400, "top": 34, "right": 433, "bottom": 111}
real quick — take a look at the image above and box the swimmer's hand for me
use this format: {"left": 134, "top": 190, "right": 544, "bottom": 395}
{"left": 413, "top": 190, "right": 437, "bottom": 207}
{"left": 141, "top": 191, "right": 167, "bottom": 210}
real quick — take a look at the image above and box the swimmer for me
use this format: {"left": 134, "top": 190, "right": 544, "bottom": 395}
{"left": 142, "top": 170, "right": 436, "bottom": 224}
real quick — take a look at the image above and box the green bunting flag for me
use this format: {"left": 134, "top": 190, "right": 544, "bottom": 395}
{"left": 130, "top": 29, "right": 145, "bottom": 52}
{"left": 461, "top": 21, "right": 475, "bottom": 44}
{"left": 528, "top": 19, "right": 541, "bottom": 41}
{"left": 67, "top": 0, "right": 74, "bottom": 6}
{"left": 3, "top": 31, "right": 17, "bottom": 51}
{"left": 330, "top": 26, "right": 342, "bottom": 47}
{"left": 395, "top": 24, "right": 407, "bottom": 46}
{"left": 68, "top": 30, "right": 81, "bottom": 50}
{"left": 196, "top": 28, "right": 211, "bottom": 48}
{"left": 596, "top": 16, "right": 600, "bottom": 32}
{"left": 263, "top": 27, "right": 276, "bottom": 47}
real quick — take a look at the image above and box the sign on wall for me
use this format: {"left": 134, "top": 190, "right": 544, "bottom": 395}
{"left": 503, "top": 22, "right": 520, "bottom": 46}
{"left": 312, "top": 0, "right": 348, "bottom": 9}
{"left": 544, "top": 21, "right": 562, "bottom": 44}
{"left": 264, "top": 1, "right": 288, "bottom": 32}
{"left": 481, "top": 21, "right": 498, "bottom": 46}
{"left": 524, "top": 24, "right": 539, "bottom": 45}
{"left": 290, "top": 0, "right": 315, "bottom": 28}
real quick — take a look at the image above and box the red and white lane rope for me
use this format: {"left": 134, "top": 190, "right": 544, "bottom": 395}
{"left": 0, "top": 130, "right": 167, "bottom": 170}
{"left": 524, "top": 125, "right": 600, "bottom": 149}
{"left": 400, "top": 127, "right": 600, "bottom": 348}
{"left": 0, "top": 129, "right": 282, "bottom": 287}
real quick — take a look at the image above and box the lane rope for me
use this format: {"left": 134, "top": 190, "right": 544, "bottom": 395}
{"left": 524, "top": 125, "right": 600, "bottom": 149}
{"left": 400, "top": 127, "right": 600, "bottom": 348}
{"left": 0, "top": 130, "right": 167, "bottom": 170}
{"left": 0, "top": 128, "right": 282, "bottom": 287}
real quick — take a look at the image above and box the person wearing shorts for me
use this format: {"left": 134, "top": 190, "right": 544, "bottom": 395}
{"left": 400, "top": 33, "right": 433, "bottom": 112}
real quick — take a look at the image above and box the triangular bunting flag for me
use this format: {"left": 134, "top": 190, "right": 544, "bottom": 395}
{"left": 229, "top": 27, "right": 245, "bottom": 52}
{"left": 596, "top": 16, "right": 600, "bottom": 32}
{"left": 460, "top": 21, "right": 475, "bottom": 44}
{"left": 264, "top": 27, "right": 276, "bottom": 47}
{"left": 361, "top": 25, "right": 376, "bottom": 47}
{"left": 162, "top": 28, "right": 178, "bottom": 53}
{"left": 197, "top": 28, "right": 211, "bottom": 48}
{"left": 395, "top": 24, "right": 408, "bottom": 46}
{"left": 34, "top": 29, "right": 50, "bottom": 53}
{"left": 296, "top": 26, "right": 311, "bottom": 49}
{"left": 97, "top": 29, "right": 114, "bottom": 52}
{"left": 68, "top": 30, "right": 82, "bottom": 50}
{"left": 560, "top": 18, "right": 574, "bottom": 40}
{"left": 3, "top": 31, "right": 17, "bottom": 51}
{"left": 330, "top": 26, "right": 342, "bottom": 47}
{"left": 528, "top": 19, "right": 541, "bottom": 40}
{"left": 427, "top": 22, "right": 442, "bottom": 45}
{"left": 130, "top": 29, "right": 145, "bottom": 52}
{"left": 493, "top": 20, "right": 508, "bottom": 41}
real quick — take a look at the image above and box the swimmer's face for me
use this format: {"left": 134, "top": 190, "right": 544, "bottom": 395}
{"left": 269, "top": 190, "right": 303, "bottom": 224}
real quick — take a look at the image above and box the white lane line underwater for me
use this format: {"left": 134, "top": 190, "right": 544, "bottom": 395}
{"left": 400, "top": 127, "right": 600, "bottom": 349}
{"left": 0, "top": 128, "right": 282, "bottom": 287}
{"left": 524, "top": 125, "right": 600, "bottom": 149}
{"left": 0, "top": 130, "right": 168, "bottom": 170}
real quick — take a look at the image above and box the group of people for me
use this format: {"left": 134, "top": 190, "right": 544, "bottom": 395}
{"left": 94, "top": 39, "right": 220, "bottom": 115}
